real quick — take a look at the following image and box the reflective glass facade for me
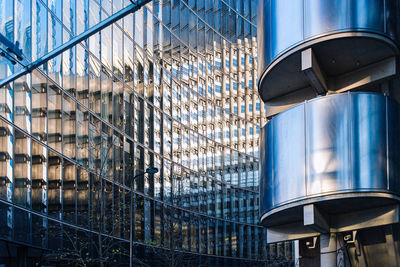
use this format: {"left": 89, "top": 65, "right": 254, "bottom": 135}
{"left": 0, "top": 0, "right": 292, "bottom": 265}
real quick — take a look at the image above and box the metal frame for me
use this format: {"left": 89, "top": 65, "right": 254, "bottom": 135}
{"left": 0, "top": 0, "right": 151, "bottom": 88}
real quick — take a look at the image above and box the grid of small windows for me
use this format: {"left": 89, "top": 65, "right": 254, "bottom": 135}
{"left": 0, "top": 0, "right": 278, "bottom": 264}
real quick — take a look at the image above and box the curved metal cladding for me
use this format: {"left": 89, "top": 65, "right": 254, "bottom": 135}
{"left": 257, "top": 0, "right": 400, "bottom": 102}
{"left": 259, "top": 92, "right": 400, "bottom": 221}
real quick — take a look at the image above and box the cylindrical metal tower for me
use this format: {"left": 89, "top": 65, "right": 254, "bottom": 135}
{"left": 258, "top": 1, "right": 400, "bottom": 266}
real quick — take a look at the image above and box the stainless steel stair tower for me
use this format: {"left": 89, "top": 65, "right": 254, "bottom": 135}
{"left": 257, "top": 1, "right": 400, "bottom": 266}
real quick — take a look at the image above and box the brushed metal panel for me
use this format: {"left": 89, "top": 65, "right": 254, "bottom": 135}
{"left": 257, "top": 0, "right": 268, "bottom": 76}
{"left": 304, "top": 0, "right": 348, "bottom": 39}
{"left": 272, "top": 104, "right": 306, "bottom": 206}
{"left": 351, "top": 93, "right": 387, "bottom": 190}
{"left": 260, "top": 120, "right": 275, "bottom": 214}
{"left": 306, "top": 94, "right": 351, "bottom": 195}
{"left": 260, "top": 93, "right": 399, "bottom": 216}
{"left": 258, "top": 0, "right": 398, "bottom": 78}
{"left": 259, "top": 124, "right": 273, "bottom": 215}
{"left": 349, "top": 0, "right": 384, "bottom": 31}
{"left": 269, "top": 0, "right": 303, "bottom": 64}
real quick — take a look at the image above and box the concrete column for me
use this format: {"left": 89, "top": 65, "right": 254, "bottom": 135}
{"left": 320, "top": 233, "right": 337, "bottom": 267}
{"left": 294, "top": 240, "right": 300, "bottom": 267}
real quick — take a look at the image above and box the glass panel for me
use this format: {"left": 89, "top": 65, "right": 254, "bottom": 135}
{"left": 134, "top": 95, "right": 143, "bottom": 143}
{"left": 124, "top": 137, "right": 134, "bottom": 187}
{"left": 124, "top": 35, "right": 134, "bottom": 86}
{"left": 89, "top": 114, "right": 101, "bottom": 172}
{"left": 134, "top": 145, "right": 144, "bottom": 192}
{"left": 163, "top": 115, "right": 171, "bottom": 159}
{"left": 77, "top": 167, "right": 89, "bottom": 226}
{"left": 208, "top": 219, "right": 215, "bottom": 255}
{"left": 14, "top": 0, "right": 31, "bottom": 60}
{"left": 113, "top": 132, "right": 123, "bottom": 184}
{"left": 14, "top": 75, "right": 31, "bottom": 132}
{"left": 14, "top": 129, "right": 30, "bottom": 207}
{"left": 113, "top": 184, "right": 122, "bottom": 237}
{"left": 101, "top": 123, "right": 112, "bottom": 178}
{"left": 217, "top": 220, "right": 223, "bottom": 256}
{"left": 76, "top": 45, "right": 89, "bottom": 106}
{"left": 0, "top": 120, "right": 12, "bottom": 208}
{"left": 154, "top": 201, "right": 162, "bottom": 245}
{"left": 32, "top": 0, "right": 48, "bottom": 61}
{"left": 31, "top": 138, "right": 46, "bottom": 213}
{"left": 134, "top": 46, "right": 144, "bottom": 96}
{"left": 182, "top": 211, "right": 189, "bottom": 250}
{"left": 90, "top": 173, "right": 100, "bottom": 231}
{"left": 163, "top": 159, "right": 172, "bottom": 203}
{"left": 101, "top": 25, "right": 112, "bottom": 70}
{"left": 103, "top": 180, "right": 112, "bottom": 233}
{"left": 48, "top": 151, "right": 61, "bottom": 218}
{"left": 77, "top": 104, "right": 89, "bottom": 166}
{"left": 0, "top": 82, "right": 13, "bottom": 124}
{"left": 62, "top": 159, "right": 76, "bottom": 223}
{"left": 112, "top": 79, "right": 124, "bottom": 130}
{"left": 101, "top": 68, "right": 112, "bottom": 123}
{"left": 47, "top": 15, "right": 62, "bottom": 85}
{"left": 47, "top": 82, "right": 62, "bottom": 152}
{"left": 123, "top": 187, "right": 131, "bottom": 240}
{"left": 200, "top": 217, "right": 207, "bottom": 254}
{"left": 191, "top": 215, "right": 198, "bottom": 252}
{"left": 123, "top": 87, "right": 134, "bottom": 138}
{"left": 63, "top": 94, "right": 76, "bottom": 159}
{"left": 135, "top": 194, "right": 144, "bottom": 242}
{"left": 190, "top": 172, "right": 198, "bottom": 211}
{"left": 89, "top": 55, "right": 101, "bottom": 116}
{"left": 113, "top": 24, "right": 123, "bottom": 80}
{"left": 154, "top": 155, "right": 162, "bottom": 199}
{"left": 172, "top": 164, "right": 181, "bottom": 206}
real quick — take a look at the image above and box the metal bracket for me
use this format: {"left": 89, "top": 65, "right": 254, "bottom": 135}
{"left": 301, "top": 48, "right": 328, "bottom": 95}
{"left": 343, "top": 230, "right": 357, "bottom": 244}
{"left": 304, "top": 204, "right": 330, "bottom": 233}
{"left": 306, "top": 236, "right": 318, "bottom": 249}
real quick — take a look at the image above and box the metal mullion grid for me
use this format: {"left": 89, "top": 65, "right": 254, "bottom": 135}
{"left": 43, "top": 73, "right": 49, "bottom": 223}
{"left": 60, "top": 79, "right": 65, "bottom": 225}
{"left": 155, "top": 77, "right": 258, "bottom": 165}
{"left": 31, "top": 66, "right": 133, "bottom": 164}
{"left": 9, "top": 68, "right": 15, "bottom": 240}
{"left": 8, "top": 67, "right": 259, "bottom": 198}
{"left": 27, "top": 72, "right": 34, "bottom": 242}
{"left": 8, "top": 5, "right": 262, "bottom": 264}
{"left": 26, "top": 12, "right": 34, "bottom": 242}
{"left": 3, "top": 24, "right": 266, "bottom": 267}
{"left": 110, "top": 14, "right": 116, "bottom": 236}
{"left": 37, "top": 0, "right": 126, "bottom": 52}
{"left": 142, "top": 14, "right": 260, "bottom": 160}
{"left": 147, "top": 1, "right": 232, "bottom": 62}
{"left": 0, "top": 135, "right": 262, "bottom": 254}
{"left": 220, "top": 0, "right": 256, "bottom": 28}
{"left": 74, "top": 80, "right": 79, "bottom": 227}
{"left": 0, "top": 193, "right": 264, "bottom": 263}
{"left": 120, "top": 11, "right": 132, "bottom": 240}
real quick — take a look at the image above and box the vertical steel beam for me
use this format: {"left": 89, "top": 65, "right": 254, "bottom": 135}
{"left": 320, "top": 233, "right": 337, "bottom": 267}
{"left": 301, "top": 48, "right": 328, "bottom": 95}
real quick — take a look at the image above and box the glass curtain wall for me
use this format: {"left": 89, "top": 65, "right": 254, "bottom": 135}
{"left": 0, "top": 0, "right": 289, "bottom": 265}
